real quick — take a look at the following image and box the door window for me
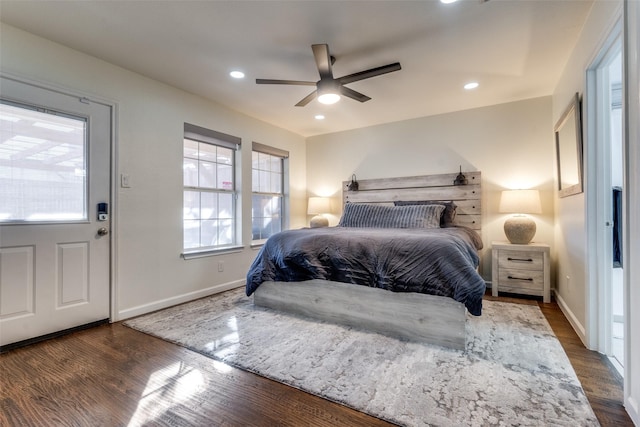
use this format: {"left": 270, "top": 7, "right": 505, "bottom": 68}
{"left": 0, "top": 101, "right": 87, "bottom": 222}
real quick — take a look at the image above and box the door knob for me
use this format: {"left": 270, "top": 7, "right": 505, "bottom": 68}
{"left": 97, "top": 227, "right": 109, "bottom": 236}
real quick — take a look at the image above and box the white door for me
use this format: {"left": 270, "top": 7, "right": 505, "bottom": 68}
{"left": 0, "top": 76, "right": 111, "bottom": 347}
{"left": 587, "top": 30, "right": 625, "bottom": 376}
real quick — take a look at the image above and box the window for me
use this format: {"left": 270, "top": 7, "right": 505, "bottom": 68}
{"left": 252, "top": 142, "right": 288, "bottom": 242}
{"left": 0, "top": 100, "right": 87, "bottom": 222}
{"left": 183, "top": 123, "right": 240, "bottom": 252}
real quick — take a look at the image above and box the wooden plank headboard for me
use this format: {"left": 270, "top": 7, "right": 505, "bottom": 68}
{"left": 341, "top": 171, "right": 481, "bottom": 230}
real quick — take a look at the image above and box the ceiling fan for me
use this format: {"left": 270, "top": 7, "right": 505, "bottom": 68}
{"left": 256, "top": 44, "right": 401, "bottom": 107}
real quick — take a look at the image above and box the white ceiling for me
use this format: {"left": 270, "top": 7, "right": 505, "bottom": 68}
{"left": 0, "top": 0, "right": 593, "bottom": 137}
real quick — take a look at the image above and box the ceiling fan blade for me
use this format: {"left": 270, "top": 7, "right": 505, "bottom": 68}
{"left": 256, "top": 79, "right": 316, "bottom": 86}
{"left": 338, "top": 62, "right": 402, "bottom": 85}
{"left": 312, "top": 44, "right": 334, "bottom": 80}
{"left": 340, "top": 86, "right": 371, "bottom": 103}
{"left": 295, "top": 91, "right": 317, "bottom": 107}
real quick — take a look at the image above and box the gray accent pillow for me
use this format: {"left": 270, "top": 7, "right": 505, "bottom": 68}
{"left": 338, "top": 203, "right": 445, "bottom": 229}
{"left": 394, "top": 200, "right": 457, "bottom": 227}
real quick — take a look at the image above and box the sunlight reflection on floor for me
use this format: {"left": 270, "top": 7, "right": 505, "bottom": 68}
{"left": 127, "top": 361, "right": 204, "bottom": 426}
{"left": 127, "top": 316, "right": 242, "bottom": 425}
{"left": 204, "top": 315, "right": 240, "bottom": 360}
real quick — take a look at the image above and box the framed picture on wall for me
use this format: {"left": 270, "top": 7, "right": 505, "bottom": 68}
{"left": 555, "top": 92, "right": 584, "bottom": 198}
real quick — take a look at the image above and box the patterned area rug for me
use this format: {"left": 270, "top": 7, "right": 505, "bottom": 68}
{"left": 124, "top": 288, "right": 599, "bottom": 427}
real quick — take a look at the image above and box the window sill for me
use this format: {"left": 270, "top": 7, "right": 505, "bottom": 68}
{"left": 250, "top": 240, "right": 267, "bottom": 249}
{"left": 181, "top": 245, "right": 244, "bottom": 260}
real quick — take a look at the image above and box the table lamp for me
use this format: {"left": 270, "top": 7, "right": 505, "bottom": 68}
{"left": 308, "top": 197, "right": 331, "bottom": 228}
{"left": 499, "top": 189, "right": 542, "bottom": 244}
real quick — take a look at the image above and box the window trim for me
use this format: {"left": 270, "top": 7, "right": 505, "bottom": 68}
{"left": 252, "top": 141, "right": 289, "bottom": 158}
{"left": 182, "top": 123, "right": 241, "bottom": 255}
{"left": 184, "top": 123, "right": 240, "bottom": 149}
{"left": 251, "top": 142, "right": 289, "bottom": 244}
{"left": 181, "top": 245, "right": 244, "bottom": 260}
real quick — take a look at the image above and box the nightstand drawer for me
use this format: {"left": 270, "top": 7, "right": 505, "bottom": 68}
{"left": 498, "top": 250, "right": 543, "bottom": 270}
{"left": 498, "top": 268, "right": 544, "bottom": 291}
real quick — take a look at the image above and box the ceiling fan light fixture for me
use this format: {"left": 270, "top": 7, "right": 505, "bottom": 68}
{"left": 317, "top": 79, "right": 341, "bottom": 105}
{"left": 318, "top": 93, "right": 341, "bottom": 105}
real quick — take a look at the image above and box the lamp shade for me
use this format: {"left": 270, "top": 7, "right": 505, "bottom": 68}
{"left": 308, "top": 197, "right": 330, "bottom": 228}
{"left": 499, "top": 189, "right": 542, "bottom": 214}
{"left": 307, "top": 197, "right": 331, "bottom": 214}
{"left": 499, "top": 189, "right": 541, "bottom": 244}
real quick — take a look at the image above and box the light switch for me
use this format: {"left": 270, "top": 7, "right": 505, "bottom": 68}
{"left": 121, "top": 173, "right": 131, "bottom": 188}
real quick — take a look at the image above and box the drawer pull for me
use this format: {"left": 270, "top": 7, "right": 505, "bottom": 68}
{"left": 508, "top": 275, "right": 533, "bottom": 281}
{"left": 507, "top": 257, "right": 533, "bottom": 262}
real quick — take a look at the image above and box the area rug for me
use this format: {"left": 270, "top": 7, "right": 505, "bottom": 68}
{"left": 124, "top": 288, "right": 599, "bottom": 427}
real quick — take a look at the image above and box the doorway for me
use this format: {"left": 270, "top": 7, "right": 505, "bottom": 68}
{"left": 587, "top": 32, "right": 624, "bottom": 375}
{"left": 0, "top": 76, "right": 112, "bottom": 348}
{"left": 608, "top": 54, "right": 624, "bottom": 372}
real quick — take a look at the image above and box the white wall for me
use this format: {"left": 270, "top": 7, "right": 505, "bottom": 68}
{"left": 551, "top": 0, "right": 621, "bottom": 342}
{"left": 306, "top": 97, "right": 555, "bottom": 282}
{"left": 0, "top": 23, "right": 308, "bottom": 320}
{"left": 552, "top": 0, "right": 639, "bottom": 422}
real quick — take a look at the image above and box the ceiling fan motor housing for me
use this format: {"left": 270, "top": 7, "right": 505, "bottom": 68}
{"left": 317, "top": 79, "right": 342, "bottom": 104}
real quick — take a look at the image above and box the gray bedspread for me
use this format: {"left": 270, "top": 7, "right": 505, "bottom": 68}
{"left": 246, "top": 226, "right": 486, "bottom": 315}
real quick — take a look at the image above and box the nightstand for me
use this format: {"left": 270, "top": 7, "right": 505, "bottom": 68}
{"left": 491, "top": 241, "right": 550, "bottom": 303}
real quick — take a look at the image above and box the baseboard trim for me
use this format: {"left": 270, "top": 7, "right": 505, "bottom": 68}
{"left": 626, "top": 396, "right": 639, "bottom": 427}
{"left": 117, "top": 279, "right": 245, "bottom": 321}
{"left": 555, "top": 292, "right": 588, "bottom": 346}
{"left": 608, "top": 355, "right": 624, "bottom": 377}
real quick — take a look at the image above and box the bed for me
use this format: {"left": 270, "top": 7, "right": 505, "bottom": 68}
{"left": 246, "top": 171, "right": 483, "bottom": 350}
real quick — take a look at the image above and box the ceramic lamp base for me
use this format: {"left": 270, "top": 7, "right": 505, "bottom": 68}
{"left": 504, "top": 215, "right": 536, "bottom": 244}
{"left": 310, "top": 215, "right": 329, "bottom": 228}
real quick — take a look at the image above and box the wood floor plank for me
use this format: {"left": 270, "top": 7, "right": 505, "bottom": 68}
{"left": 0, "top": 292, "right": 633, "bottom": 426}
{"left": 1, "top": 321, "right": 392, "bottom": 427}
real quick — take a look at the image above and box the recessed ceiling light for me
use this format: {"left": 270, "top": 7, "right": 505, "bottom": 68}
{"left": 230, "top": 71, "right": 245, "bottom": 79}
{"left": 315, "top": 114, "right": 325, "bottom": 120}
{"left": 440, "top": 0, "right": 458, "bottom": 4}
{"left": 464, "top": 82, "right": 479, "bottom": 90}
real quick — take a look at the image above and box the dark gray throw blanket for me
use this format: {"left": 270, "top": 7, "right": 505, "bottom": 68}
{"left": 246, "top": 226, "right": 486, "bottom": 316}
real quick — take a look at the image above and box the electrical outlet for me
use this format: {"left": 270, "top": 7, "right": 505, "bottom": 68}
{"left": 218, "top": 261, "right": 224, "bottom": 272}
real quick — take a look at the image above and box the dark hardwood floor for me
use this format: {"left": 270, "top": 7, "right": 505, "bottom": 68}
{"left": 1, "top": 293, "right": 633, "bottom": 426}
